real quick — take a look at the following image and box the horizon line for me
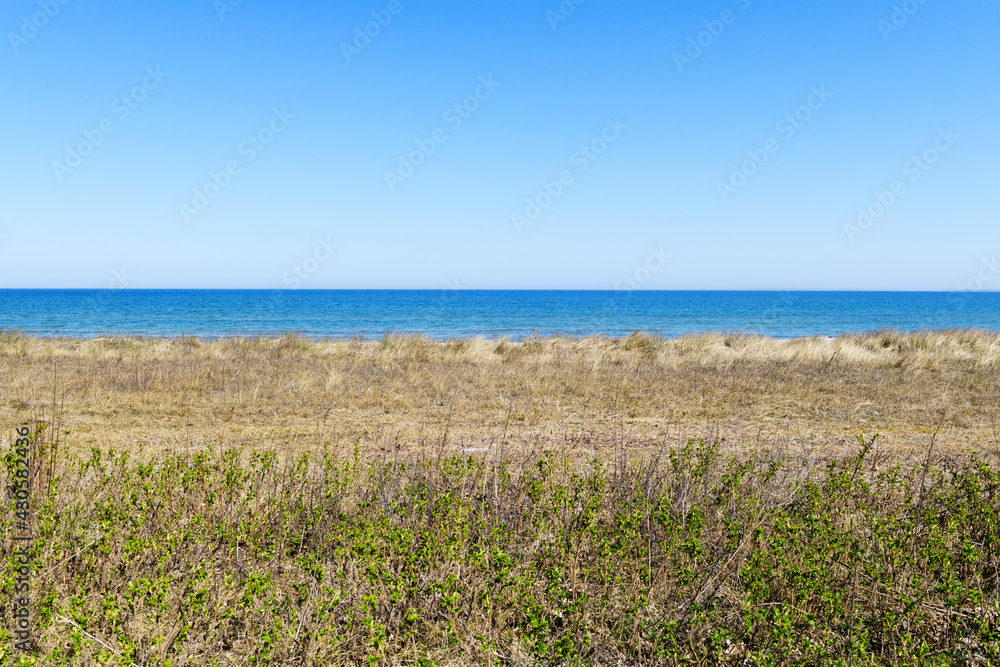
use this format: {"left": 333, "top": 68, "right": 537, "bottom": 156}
{"left": 1, "top": 288, "right": 999, "bottom": 294}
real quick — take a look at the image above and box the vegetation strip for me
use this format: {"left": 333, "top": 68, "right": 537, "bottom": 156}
{"left": 3, "top": 431, "right": 999, "bottom": 665}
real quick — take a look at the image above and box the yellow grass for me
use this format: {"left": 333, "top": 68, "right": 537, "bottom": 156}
{"left": 2, "top": 329, "right": 999, "bottom": 462}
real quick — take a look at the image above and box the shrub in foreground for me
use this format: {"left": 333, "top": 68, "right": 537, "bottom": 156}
{"left": 2, "top": 434, "right": 999, "bottom": 665}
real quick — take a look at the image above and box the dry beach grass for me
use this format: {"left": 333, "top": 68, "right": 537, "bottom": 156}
{"left": 2, "top": 329, "right": 1000, "bottom": 464}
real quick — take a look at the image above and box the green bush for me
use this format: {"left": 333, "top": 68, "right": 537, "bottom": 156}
{"left": 2, "top": 435, "right": 999, "bottom": 665}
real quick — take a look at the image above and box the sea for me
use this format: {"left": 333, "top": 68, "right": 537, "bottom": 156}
{"left": 0, "top": 290, "right": 997, "bottom": 339}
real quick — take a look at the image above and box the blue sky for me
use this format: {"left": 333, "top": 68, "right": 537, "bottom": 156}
{"left": 1, "top": 0, "right": 997, "bottom": 289}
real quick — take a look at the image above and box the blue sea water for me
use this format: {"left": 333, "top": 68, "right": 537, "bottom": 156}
{"left": 0, "top": 290, "right": 997, "bottom": 339}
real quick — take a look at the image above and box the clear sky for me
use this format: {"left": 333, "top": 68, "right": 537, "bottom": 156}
{"left": 1, "top": 0, "right": 997, "bottom": 290}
